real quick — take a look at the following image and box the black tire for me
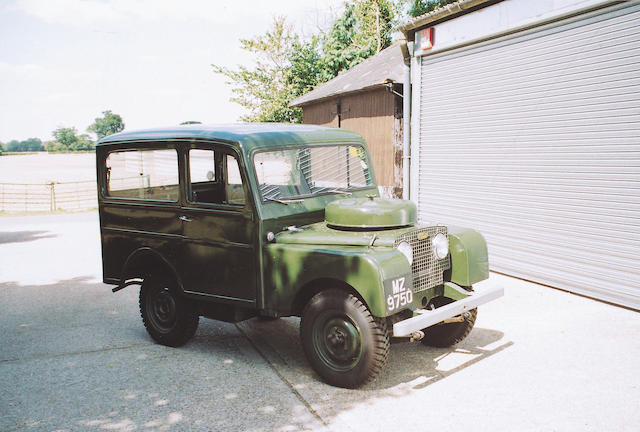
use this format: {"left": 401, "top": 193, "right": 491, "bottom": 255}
{"left": 421, "top": 296, "right": 477, "bottom": 348}
{"left": 300, "top": 289, "right": 389, "bottom": 388}
{"left": 139, "top": 276, "right": 199, "bottom": 347}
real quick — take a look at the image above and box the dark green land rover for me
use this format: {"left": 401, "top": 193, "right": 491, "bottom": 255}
{"left": 97, "top": 124, "right": 502, "bottom": 388}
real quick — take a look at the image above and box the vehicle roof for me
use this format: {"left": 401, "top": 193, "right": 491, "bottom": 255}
{"left": 97, "top": 123, "right": 364, "bottom": 151}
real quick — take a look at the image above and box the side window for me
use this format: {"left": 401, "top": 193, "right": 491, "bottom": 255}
{"left": 225, "top": 154, "right": 245, "bottom": 206}
{"left": 106, "top": 148, "right": 179, "bottom": 201}
{"left": 190, "top": 149, "right": 217, "bottom": 183}
{"left": 188, "top": 148, "right": 245, "bottom": 206}
{"left": 189, "top": 149, "right": 220, "bottom": 203}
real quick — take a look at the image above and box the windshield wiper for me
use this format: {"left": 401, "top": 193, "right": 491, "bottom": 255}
{"left": 264, "top": 197, "right": 304, "bottom": 204}
{"left": 326, "top": 189, "right": 352, "bottom": 195}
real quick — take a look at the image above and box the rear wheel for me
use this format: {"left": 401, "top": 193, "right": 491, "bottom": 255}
{"left": 421, "top": 296, "right": 477, "bottom": 348}
{"left": 139, "top": 276, "right": 199, "bottom": 347}
{"left": 300, "top": 289, "right": 389, "bottom": 388}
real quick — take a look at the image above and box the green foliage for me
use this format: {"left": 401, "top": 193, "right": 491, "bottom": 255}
{"left": 22, "top": 137, "right": 44, "bottom": 151}
{"left": 6, "top": 140, "right": 20, "bottom": 152}
{"left": 44, "top": 140, "right": 65, "bottom": 153}
{"left": 49, "top": 127, "right": 95, "bottom": 152}
{"left": 408, "top": 0, "right": 459, "bottom": 17}
{"left": 4, "top": 110, "right": 119, "bottom": 154}
{"left": 214, "top": 0, "right": 398, "bottom": 123}
{"left": 322, "top": 0, "right": 396, "bottom": 78}
{"left": 3, "top": 137, "right": 44, "bottom": 152}
{"left": 213, "top": 17, "right": 302, "bottom": 123}
{"left": 52, "top": 128, "right": 77, "bottom": 150}
{"left": 87, "top": 110, "right": 125, "bottom": 140}
{"left": 289, "top": 35, "right": 331, "bottom": 99}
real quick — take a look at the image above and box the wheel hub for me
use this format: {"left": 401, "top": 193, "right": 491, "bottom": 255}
{"left": 149, "top": 288, "right": 176, "bottom": 331}
{"left": 315, "top": 317, "right": 361, "bottom": 370}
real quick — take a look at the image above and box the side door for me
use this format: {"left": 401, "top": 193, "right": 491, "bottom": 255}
{"left": 99, "top": 143, "right": 183, "bottom": 283}
{"left": 178, "top": 143, "right": 257, "bottom": 303}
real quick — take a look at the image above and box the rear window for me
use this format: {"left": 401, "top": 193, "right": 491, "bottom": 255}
{"left": 105, "top": 149, "right": 179, "bottom": 201}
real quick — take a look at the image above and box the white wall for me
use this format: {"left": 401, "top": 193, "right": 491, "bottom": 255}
{"left": 414, "top": 0, "right": 622, "bottom": 55}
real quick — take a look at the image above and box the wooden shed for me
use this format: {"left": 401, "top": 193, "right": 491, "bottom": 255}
{"left": 290, "top": 43, "right": 408, "bottom": 198}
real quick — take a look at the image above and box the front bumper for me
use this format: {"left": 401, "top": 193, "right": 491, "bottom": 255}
{"left": 392, "top": 283, "right": 504, "bottom": 337}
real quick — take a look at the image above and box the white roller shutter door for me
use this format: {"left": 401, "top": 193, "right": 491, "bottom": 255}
{"left": 415, "top": 2, "right": 640, "bottom": 309}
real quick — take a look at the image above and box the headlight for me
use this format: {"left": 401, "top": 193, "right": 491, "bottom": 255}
{"left": 397, "top": 241, "right": 413, "bottom": 266}
{"left": 432, "top": 233, "right": 449, "bottom": 259}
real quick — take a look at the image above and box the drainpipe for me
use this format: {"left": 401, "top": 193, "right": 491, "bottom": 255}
{"left": 400, "top": 42, "right": 411, "bottom": 201}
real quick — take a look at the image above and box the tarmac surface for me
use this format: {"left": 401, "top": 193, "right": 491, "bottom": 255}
{"left": 1, "top": 212, "right": 638, "bottom": 431}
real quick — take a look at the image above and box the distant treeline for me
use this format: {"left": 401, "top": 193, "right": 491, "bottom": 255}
{"left": 0, "top": 138, "right": 45, "bottom": 153}
{"left": 0, "top": 110, "right": 124, "bottom": 156}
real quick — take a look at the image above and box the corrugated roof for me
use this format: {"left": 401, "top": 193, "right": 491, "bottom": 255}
{"left": 290, "top": 43, "right": 407, "bottom": 107}
{"left": 399, "top": 0, "right": 503, "bottom": 40}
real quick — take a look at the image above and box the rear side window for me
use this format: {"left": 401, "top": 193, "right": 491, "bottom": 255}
{"left": 106, "top": 149, "right": 179, "bottom": 201}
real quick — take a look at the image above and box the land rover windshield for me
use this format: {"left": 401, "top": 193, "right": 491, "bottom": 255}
{"left": 254, "top": 144, "right": 375, "bottom": 202}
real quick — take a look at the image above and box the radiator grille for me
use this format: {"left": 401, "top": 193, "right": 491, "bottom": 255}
{"left": 394, "top": 226, "right": 450, "bottom": 293}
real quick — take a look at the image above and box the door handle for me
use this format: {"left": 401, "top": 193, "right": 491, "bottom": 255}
{"left": 179, "top": 215, "right": 193, "bottom": 222}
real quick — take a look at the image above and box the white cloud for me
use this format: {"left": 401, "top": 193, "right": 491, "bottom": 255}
{"left": 8, "top": 0, "right": 342, "bottom": 29}
{"left": 8, "top": 0, "right": 121, "bottom": 27}
{"left": 0, "top": 61, "right": 47, "bottom": 79}
{"left": 0, "top": 0, "right": 346, "bottom": 142}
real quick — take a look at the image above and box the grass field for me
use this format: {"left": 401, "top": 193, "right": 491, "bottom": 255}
{"left": 0, "top": 153, "right": 97, "bottom": 213}
{"left": 0, "top": 152, "right": 96, "bottom": 184}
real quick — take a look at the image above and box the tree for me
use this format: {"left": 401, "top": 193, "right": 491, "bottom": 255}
{"left": 70, "top": 133, "right": 94, "bottom": 151}
{"left": 45, "top": 140, "right": 64, "bottom": 153}
{"left": 214, "top": 1, "right": 398, "bottom": 123}
{"left": 6, "top": 140, "right": 21, "bottom": 152}
{"left": 288, "top": 35, "right": 331, "bottom": 99}
{"left": 50, "top": 127, "right": 95, "bottom": 152}
{"left": 22, "top": 138, "right": 44, "bottom": 152}
{"left": 408, "top": 0, "right": 459, "bottom": 17}
{"left": 88, "top": 110, "right": 124, "bottom": 140}
{"left": 52, "top": 128, "right": 78, "bottom": 151}
{"left": 321, "top": 0, "right": 396, "bottom": 79}
{"left": 213, "top": 17, "right": 301, "bottom": 123}
{"left": 3, "top": 138, "right": 44, "bottom": 152}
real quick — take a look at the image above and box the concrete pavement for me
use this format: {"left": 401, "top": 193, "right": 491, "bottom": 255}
{"left": 1, "top": 212, "right": 638, "bottom": 431}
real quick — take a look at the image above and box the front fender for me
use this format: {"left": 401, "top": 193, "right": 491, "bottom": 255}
{"left": 264, "top": 244, "right": 411, "bottom": 317}
{"left": 448, "top": 227, "right": 490, "bottom": 286}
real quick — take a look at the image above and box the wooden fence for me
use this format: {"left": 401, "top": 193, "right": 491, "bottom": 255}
{"left": 0, "top": 180, "right": 97, "bottom": 213}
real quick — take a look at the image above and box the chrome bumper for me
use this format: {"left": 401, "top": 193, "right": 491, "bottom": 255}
{"left": 392, "top": 283, "right": 504, "bottom": 337}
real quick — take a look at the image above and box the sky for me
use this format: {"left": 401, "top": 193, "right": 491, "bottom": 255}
{"left": 0, "top": 0, "right": 345, "bottom": 143}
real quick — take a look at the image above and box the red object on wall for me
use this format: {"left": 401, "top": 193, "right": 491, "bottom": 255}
{"left": 417, "top": 27, "right": 434, "bottom": 52}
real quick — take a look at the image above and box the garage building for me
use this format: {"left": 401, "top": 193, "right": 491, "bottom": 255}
{"left": 401, "top": 0, "right": 639, "bottom": 309}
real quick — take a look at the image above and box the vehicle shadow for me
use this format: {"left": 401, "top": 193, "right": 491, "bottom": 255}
{"left": 0, "top": 230, "right": 57, "bottom": 244}
{"left": 233, "top": 315, "right": 513, "bottom": 426}
{"left": 237, "top": 316, "right": 511, "bottom": 391}
{"left": 1, "top": 278, "right": 328, "bottom": 432}
{"left": 1, "top": 276, "right": 511, "bottom": 432}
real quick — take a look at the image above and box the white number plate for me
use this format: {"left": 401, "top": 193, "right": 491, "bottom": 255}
{"left": 386, "top": 277, "right": 413, "bottom": 312}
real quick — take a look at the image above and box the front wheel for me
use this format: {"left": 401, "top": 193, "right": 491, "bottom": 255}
{"left": 421, "top": 296, "right": 477, "bottom": 348}
{"left": 139, "top": 276, "right": 199, "bottom": 347}
{"left": 300, "top": 289, "right": 389, "bottom": 388}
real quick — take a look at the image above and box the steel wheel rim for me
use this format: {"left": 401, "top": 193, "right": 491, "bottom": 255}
{"left": 312, "top": 313, "right": 362, "bottom": 372}
{"left": 147, "top": 287, "right": 177, "bottom": 333}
